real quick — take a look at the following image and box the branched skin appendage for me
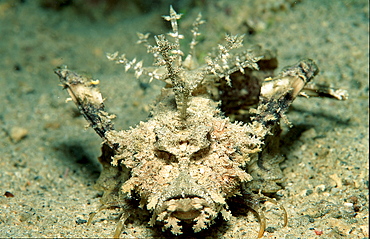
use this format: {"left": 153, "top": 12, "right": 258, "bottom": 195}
{"left": 56, "top": 6, "right": 347, "bottom": 238}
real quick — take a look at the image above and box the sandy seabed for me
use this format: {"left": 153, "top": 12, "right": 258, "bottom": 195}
{"left": 0, "top": 0, "right": 368, "bottom": 238}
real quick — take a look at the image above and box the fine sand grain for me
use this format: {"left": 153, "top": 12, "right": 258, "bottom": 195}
{"left": 0, "top": 0, "right": 368, "bottom": 238}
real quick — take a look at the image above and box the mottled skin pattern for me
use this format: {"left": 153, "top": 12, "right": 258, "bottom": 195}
{"left": 55, "top": 6, "right": 346, "bottom": 238}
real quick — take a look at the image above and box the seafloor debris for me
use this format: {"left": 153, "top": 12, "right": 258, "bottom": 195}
{"left": 55, "top": 6, "right": 347, "bottom": 238}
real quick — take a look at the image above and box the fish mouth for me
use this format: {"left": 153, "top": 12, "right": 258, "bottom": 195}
{"left": 148, "top": 171, "right": 227, "bottom": 234}
{"left": 153, "top": 196, "right": 219, "bottom": 235}
{"left": 162, "top": 196, "right": 208, "bottom": 220}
